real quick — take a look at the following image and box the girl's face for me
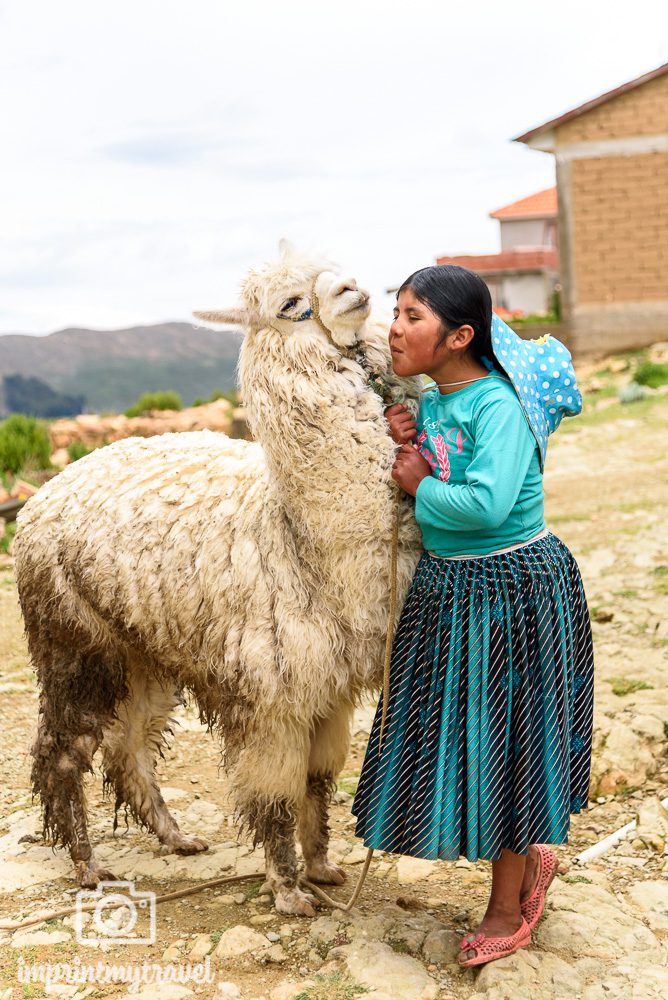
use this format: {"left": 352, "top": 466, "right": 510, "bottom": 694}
{"left": 389, "top": 288, "right": 450, "bottom": 378}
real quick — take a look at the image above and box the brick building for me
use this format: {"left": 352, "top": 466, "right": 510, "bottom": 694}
{"left": 516, "top": 63, "right": 668, "bottom": 354}
{"left": 436, "top": 188, "right": 560, "bottom": 316}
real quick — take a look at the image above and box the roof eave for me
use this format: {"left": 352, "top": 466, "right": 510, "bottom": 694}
{"left": 514, "top": 61, "right": 668, "bottom": 146}
{"left": 489, "top": 210, "right": 557, "bottom": 221}
{"left": 513, "top": 128, "right": 555, "bottom": 152}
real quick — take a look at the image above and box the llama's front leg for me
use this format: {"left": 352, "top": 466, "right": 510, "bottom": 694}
{"left": 299, "top": 702, "right": 354, "bottom": 886}
{"left": 259, "top": 796, "right": 318, "bottom": 916}
{"left": 232, "top": 728, "right": 318, "bottom": 916}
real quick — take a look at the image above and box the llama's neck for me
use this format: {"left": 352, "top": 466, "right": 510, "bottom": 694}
{"left": 241, "top": 328, "right": 401, "bottom": 615}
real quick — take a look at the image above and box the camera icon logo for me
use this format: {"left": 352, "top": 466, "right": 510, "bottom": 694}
{"left": 75, "top": 880, "right": 156, "bottom": 945}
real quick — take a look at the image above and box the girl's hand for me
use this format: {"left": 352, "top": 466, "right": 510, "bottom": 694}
{"left": 384, "top": 403, "right": 417, "bottom": 445}
{"left": 392, "top": 444, "right": 432, "bottom": 496}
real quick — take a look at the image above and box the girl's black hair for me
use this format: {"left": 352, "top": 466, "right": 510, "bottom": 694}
{"left": 397, "top": 264, "right": 493, "bottom": 362}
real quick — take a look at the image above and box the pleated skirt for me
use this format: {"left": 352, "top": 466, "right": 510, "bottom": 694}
{"left": 351, "top": 531, "right": 594, "bottom": 862}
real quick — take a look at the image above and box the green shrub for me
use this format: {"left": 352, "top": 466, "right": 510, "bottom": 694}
{"left": 633, "top": 361, "right": 668, "bottom": 388}
{"left": 0, "top": 521, "right": 17, "bottom": 554}
{"left": 124, "top": 391, "right": 182, "bottom": 418}
{"left": 0, "top": 414, "right": 51, "bottom": 475}
{"left": 191, "top": 387, "right": 240, "bottom": 408}
{"left": 67, "top": 441, "right": 94, "bottom": 463}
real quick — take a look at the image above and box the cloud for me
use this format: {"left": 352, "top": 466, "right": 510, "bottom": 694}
{"left": 101, "top": 133, "right": 223, "bottom": 166}
{"left": 1, "top": 0, "right": 666, "bottom": 334}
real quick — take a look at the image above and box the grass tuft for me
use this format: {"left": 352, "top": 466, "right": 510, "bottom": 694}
{"left": 294, "top": 971, "right": 369, "bottom": 1000}
{"left": 609, "top": 677, "right": 653, "bottom": 697}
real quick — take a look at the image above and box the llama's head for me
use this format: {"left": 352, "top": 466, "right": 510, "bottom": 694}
{"left": 194, "top": 240, "right": 371, "bottom": 352}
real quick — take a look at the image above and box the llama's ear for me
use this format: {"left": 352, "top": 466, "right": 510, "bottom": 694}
{"left": 192, "top": 308, "right": 249, "bottom": 327}
{"left": 278, "top": 238, "right": 296, "bottom": 258}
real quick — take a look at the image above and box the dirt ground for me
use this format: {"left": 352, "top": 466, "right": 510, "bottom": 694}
{"left": 0, "top": 367, "right": 667, "bottom": 1000}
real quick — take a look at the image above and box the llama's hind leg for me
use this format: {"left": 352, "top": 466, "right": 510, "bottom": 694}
{"left": 299, "top": 702, "right": 354, "bottom": 886}
{"left": 101, "top": 671, "right": 208, "bottom": 855}
{"left": 32, "top": 723, "right": 117, "bottom": 888}
{"left": 29, "top": 646, "right": 121, "bottom": 888}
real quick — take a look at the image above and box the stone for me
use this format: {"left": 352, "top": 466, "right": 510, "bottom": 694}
{"left": 327, "top": 838, "right": 351, "bottom": 862}
{"left": 268, "top": 982, "right": 316, "bottom": 1000}
{"left": 385, "top": 916, "right": 432, "bottom": 955}
{"left": 265, "top": 943, "right": 288, "bottom": 963}
{"left": 216, "top": 985, "right": 242, "bottom": 999}
{"left": 629, "top": 714, "right": 666, "bottom": 741}
{"left": 334, "top": 939, "right": 438, "bottom": 1000}
{"left": 11, "top": 929, "right": 71, "bottom": 948}
{"left": 345, "top": 844, "right": 371, "bottom": 864}
{"left": 535, "top": 882, "right": 658, "bottom": 959}
{"left": 2, "top": 856, "right": 71, "bottom": 892}
{"left": 308, "top": 915, "right": 345, "bottom": 945}
{"left": 188, "top": 933, "right": 213, "bottom": 960}
{"left": 126, "top": 987, "right": 193, "bottom": 1000}
{"left": 474, "top": 949, "right": 582, "bottom": 999}
{"left": 346, "top": 906, "right": 403, "bottom": 943}
{"left": 250, "top": 914, "right": 274, "bottom": 925}
{"left": 161, "top": 938, "right": 186, "bottom": 961}
{"left": 627, "top": 880, "right": 668, "bottom": 931}
{"left": 213, "top": 925, "right": 270, "bottom": 959}
{"left": 421, "top": 928, "right": 460, "bottom": 965}
{"left": 395, "top": 856, "right": 437, "bottom": 884}
{"left": 161, "top": 786, "right": 188, "bottom": 802}
{"left": 581, "top": 964, "right": 668, "bottom": 1000}
{"left": 589, "top": 717, "right": 656, "bottom": 795}
{"left": 634, "top": 797, "right": 668, "bottom": 853}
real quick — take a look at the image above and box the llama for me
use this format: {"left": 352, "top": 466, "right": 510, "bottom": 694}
{"left": 14, "top": 242, "right": 423, "bottom": 917}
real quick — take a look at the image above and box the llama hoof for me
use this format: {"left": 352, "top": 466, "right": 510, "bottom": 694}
{"left": 77, "top": 862, "right": 118, "bottom": 889}
{"left": 304, "top": 859, "right": 347, "bottom": 885}
{"left": 170, "top": 833, "right": 209, "bottom": 855}
{"left": 274, "top": 885, "right": 319, "bottom": 917}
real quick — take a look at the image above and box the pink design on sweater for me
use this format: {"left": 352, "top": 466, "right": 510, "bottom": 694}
{"left": 433, "top": 434, "right": 451, "bottom": 482}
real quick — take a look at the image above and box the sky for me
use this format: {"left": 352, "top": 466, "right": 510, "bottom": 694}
{"left": 1, "top": 0, "right": 666, "bottom": 336}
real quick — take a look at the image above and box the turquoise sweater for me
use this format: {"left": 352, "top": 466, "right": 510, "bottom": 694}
{"left": 414, "top": 374, "right": 545, "bottom": 556}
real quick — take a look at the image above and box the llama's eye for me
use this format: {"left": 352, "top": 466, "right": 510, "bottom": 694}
{"left": 281, "top": 298, "right": 298, "bottom": 313}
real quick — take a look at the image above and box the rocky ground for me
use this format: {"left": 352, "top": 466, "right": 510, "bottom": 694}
{"left": 0, "top": 353, "right": 667, "bottom": 999}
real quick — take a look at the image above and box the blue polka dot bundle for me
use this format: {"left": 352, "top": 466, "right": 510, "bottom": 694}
{"left": 484, "top": 314, "right": 582, "bottom": 472}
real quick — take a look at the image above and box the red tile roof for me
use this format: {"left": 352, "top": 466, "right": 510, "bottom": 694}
{"left": 435, "top": 249, "right": 559, "bottom": 273}
{"left": 515, "top": 61, "right": 668, "bottom": 144}
{"left": 489, "top": 187, "right": 557, "bottom": 220}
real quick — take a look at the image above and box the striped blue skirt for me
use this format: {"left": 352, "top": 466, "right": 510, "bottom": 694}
{"left": 351, "top": 531, "right": 594, "bottom": 862}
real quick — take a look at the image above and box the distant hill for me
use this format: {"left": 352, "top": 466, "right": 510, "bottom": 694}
{"left": 0, "top": 322, "right": 243, "bottom": 416}
{"left": 3, "top": 374, "right": 86, "bottom": 418}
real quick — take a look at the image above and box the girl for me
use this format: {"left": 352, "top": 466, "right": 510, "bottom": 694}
{"left": 351, "top": 265, "right": 594, "bottom": 968}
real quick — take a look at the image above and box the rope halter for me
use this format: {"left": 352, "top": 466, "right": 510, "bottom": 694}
{"left": 275, "top": 274, "right": 360, "bottom": 360}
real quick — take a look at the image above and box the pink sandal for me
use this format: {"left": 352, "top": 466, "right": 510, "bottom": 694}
{"left": 520, "top": 844, "right": 558, "bottom": 930}
{"left": 458, "top": 917, "right": 531, "bottom": 968}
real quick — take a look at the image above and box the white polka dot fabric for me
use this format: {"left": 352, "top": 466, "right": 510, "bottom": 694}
{"left": 483, "top": 314, "right": 582, "bottom": 471}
